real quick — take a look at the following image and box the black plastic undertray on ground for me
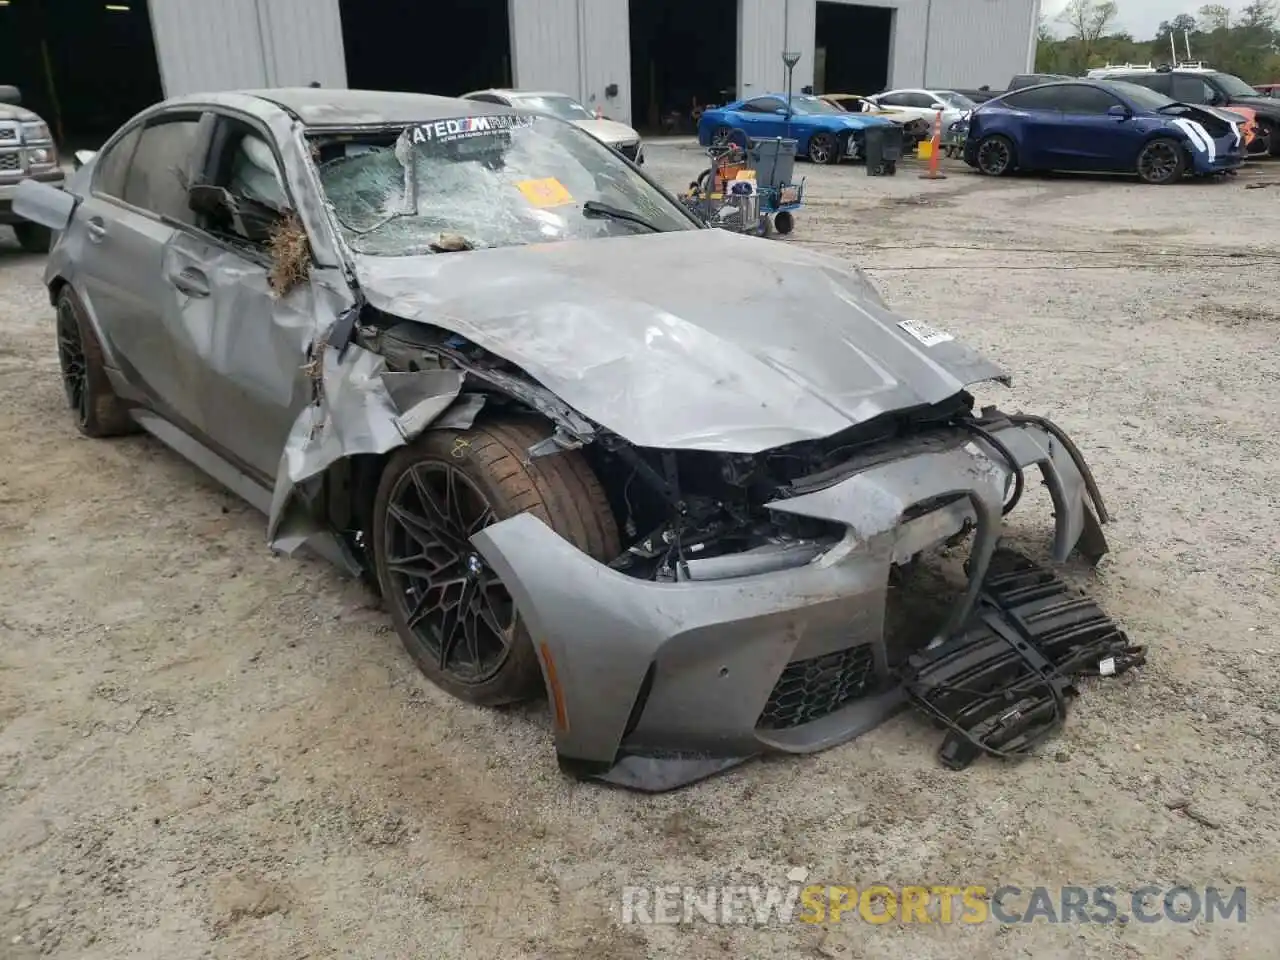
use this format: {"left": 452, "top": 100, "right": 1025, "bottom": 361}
{"left": 899, "top": 548, "right": 1146, "bottom": 770}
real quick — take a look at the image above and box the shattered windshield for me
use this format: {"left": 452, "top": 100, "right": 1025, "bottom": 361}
{"left": 314, "top": 113, "right": 693, "bottom": 255}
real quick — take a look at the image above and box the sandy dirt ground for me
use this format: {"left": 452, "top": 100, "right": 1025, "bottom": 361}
{"left": 2, "top": 146, "right": 1278, "bottom": 960}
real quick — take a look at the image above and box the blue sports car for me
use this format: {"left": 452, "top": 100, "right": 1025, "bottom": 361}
{"left": 698, "top": 93, "right": 899, "bottom": 164}
{"left": 962, "top": 79, "right": 1244, "bottom": 184}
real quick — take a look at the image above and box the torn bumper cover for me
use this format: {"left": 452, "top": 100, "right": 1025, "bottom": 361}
{"left": 267, "top": 339, "right": 471, "bottom": 558}
{"left": 472, "top": 416, "right": 1114, "bottom": 792}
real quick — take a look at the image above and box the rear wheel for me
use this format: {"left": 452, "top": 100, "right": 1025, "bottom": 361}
{"left": 13, "top": 221, "right": 51, "bottom": 253}
{"left": 55, "top": 287, "right": 137, "bottom": 437}
{"left": 808, "top": 132, "right": 840, "bottom": 165}
{"left": 975, "top": 135, "right": 1015, "bottom": 176}
{"left": 1136, "top": 137, "right": 1186, "bottom": 185}
{"left": 372, "top": 420, "right": 620, "bottom": 706}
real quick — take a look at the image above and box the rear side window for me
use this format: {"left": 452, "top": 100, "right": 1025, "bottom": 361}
{"left": 122, "top": 117, "right": 202, "bottom": 224}
{"left": 1118, "top": 73, "right": 1171, "bottom": 95}
{"left": 1001, "top": 87, "right": 1064, "bottom": 111}
{"left": 93, "top": 125, "right": 142, "bottom": 200}
{"left": 1056, "top": 85, "right": 1121, "bottom": 114}
{"left": 1171, "top": 75, "right": 1214, "bottom": 103}
{"left": 742, "top": 97, "right": 785, "bottom": 113}
{"left": 903, "top": 93, "right": 937, "bottom": 109}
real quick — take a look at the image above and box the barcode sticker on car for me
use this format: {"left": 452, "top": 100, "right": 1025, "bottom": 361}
{"left": 897, "top": 319, "right": 954, "bottom": 346}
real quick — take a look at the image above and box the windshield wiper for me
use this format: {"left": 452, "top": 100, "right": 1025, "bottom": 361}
{"left": 581, "top": 200, "right": 662, "bottom": 233}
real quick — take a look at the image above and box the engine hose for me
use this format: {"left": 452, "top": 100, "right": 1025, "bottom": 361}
{"left": 1005, "top": 413, "right": 1110, "bottom": 523}
{"left": 955, "top": 420, "right": 1025, "bottom": 516}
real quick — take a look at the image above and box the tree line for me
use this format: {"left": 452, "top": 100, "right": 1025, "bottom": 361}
{"left": 1036, "top": 0, "right": 1279, "bottom": 82}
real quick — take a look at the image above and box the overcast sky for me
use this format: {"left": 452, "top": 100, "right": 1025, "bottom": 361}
{"left": 1040, "top": 0, "right": 1243, "bottom": 40}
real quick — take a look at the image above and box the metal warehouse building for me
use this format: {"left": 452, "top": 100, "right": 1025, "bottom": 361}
{"left": 4, "top": 0, "right": 1040, "bottom": 141}
{"left": 151, "top": 0, "right": 1041, "bottom": 125}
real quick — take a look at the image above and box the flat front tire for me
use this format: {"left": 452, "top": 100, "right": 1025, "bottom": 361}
{"left": 372, "top": 419, "right": 620, "bottom": 707}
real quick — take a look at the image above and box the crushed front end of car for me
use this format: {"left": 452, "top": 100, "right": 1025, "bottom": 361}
{"left": 287, "top": 125, "right": 1142, "bottom": 790}
{"left": 469, "top": 396, "right": 1137, "bottom": 791}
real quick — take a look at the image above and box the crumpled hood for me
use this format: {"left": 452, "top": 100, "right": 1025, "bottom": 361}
{"left": 571, "top": 117, "right": 640, "bottom": 144}
{"left": 354, "top": 229, "right": 1007, "bottom": 453}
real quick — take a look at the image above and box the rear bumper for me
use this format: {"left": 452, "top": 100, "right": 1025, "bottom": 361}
{"left": 472, "top": 416, "right": 1109, "bottom": 791}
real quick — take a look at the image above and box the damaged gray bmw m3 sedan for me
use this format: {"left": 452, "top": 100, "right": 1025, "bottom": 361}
{"left": 16, "top": 88, "right": 1142, "bottom": 791}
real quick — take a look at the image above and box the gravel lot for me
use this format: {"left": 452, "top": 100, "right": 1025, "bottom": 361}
{"left": 2, "top": 144, "right": 1278, "bottom": 960}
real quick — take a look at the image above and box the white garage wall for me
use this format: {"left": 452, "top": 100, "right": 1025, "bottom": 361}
{"left": 923, "top": 0, "right": 1041, "bottom": 87}
{"left": 257, "top": 0, "right": 348, "bottom": 88}
{"left": 580, "top": 0, "right": 632, "bottom": 123}
{"left": 739, "top": 0, "right": 818, "bottom": 98}
{"left": 738, "top": 0, "right": 1037, "bottom": 99}
{"left": 147, "top": 0, "right": 347, "bottom": 96}
{"left": 510, "top": 0, "right": 632, "bottom": 123}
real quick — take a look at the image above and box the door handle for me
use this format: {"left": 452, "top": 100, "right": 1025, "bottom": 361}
{"left": 86, "top": 218, "right": 106, "bottom": 242}
{"left": 169, "top": 266, "right": 210, "bottom": 298}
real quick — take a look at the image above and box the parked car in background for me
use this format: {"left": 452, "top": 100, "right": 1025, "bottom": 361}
{"left": 1086, "top": 64, "right": 1280, "bottom": 156}
{"left": 0, "top": 85, "right": 64, "bottom": 252}
{"left": 1254, "top": 83, "right": 1278, "bottom": 97}
{"left": 965, "top": 79, "right": 1244, "bottom": 184}
{"left": 819, "top": 93, "right": 932, "bottom": 145}
{"left": 698, "top": 93, "right": 898, "bottom": 164}
{"left": 865, "top": 89, "right": 978, "bottom": 133}
{"left": 462, "top": 88, "right": 644, "bottom": 164}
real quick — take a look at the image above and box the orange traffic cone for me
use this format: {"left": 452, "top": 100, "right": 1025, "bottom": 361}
{"left": 919, "top": 107, "right": 947, "bottom": 180}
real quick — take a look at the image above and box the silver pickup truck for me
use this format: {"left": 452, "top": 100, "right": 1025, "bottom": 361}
{"left": 1, "top": 85, "right": 65, "bottom": 252}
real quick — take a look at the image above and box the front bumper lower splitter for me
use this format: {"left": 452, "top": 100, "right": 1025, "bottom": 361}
{"left": 900, "top": 548, "right": 1146, "bottom": 770}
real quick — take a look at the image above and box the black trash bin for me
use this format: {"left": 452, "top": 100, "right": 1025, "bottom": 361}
{"left": 864, "top": 124, "right": 903, "bottom": 176}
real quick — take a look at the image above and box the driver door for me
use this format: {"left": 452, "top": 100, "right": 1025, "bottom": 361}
{"left": 163, "top": 112, "right": 339, "bottom": 482}
{"left": 737, "top": 97, "right": 788, "bottom": 139}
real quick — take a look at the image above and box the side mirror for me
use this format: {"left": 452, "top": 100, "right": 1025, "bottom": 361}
{"left": 73, "top": 150, "right": 97, "bottom": 171}
{"left": 774, "top": 107, "right": 788, "bottom": 116}
{"left": 12, "top": 179, "right": 75, "bottom": 232}
{"left": 1107, "top": 104, "right": 1130, "bottom": 119}
{"left": 0, "top": 85, "right": 21, "bottom": 106}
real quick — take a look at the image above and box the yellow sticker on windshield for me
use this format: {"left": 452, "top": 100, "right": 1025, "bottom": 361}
{"left": 516, "top": 177, "right": 574, "bottom": 208}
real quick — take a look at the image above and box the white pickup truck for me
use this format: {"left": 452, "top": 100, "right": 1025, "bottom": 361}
{"left": 1, "top": 85, "right": 65, "bottom": 252}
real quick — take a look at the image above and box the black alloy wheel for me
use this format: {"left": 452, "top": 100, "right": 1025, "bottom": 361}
{"left": 56, "top": 296, "right": 89, "bottom": 427}
{"left": 1136, "top": 138, "right": 1185, "bottom": 185}
{"left": 381, "top": 461, "right": 516, "bottom": 686}
{"left": 808, "top": 132, "right": 839, "bottom": 164}
{"left": 975, "top": 135, "right": 1014, "bottom": 176}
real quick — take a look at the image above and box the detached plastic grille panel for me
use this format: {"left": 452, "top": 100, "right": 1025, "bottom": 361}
{"left": 758, "top": 644, "right": 877, "bottom": 730}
